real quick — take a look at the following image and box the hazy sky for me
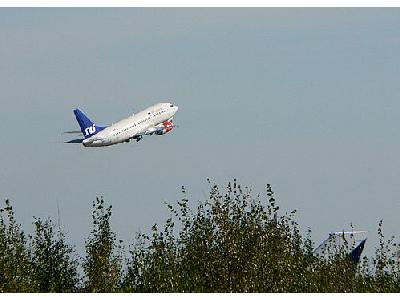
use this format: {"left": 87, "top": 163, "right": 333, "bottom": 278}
{"left": 1, "top": 8, "right": 399, "bottom": 256}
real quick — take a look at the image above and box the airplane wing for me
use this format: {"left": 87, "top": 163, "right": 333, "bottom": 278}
{"left": 124, "top": 121, "right": 177, "bottom": 143}
{"left": 144, "top": 127, "right": 162, "bottom": 135}
{"left": 144, "top": 121, "right": 176, "bottom": 135}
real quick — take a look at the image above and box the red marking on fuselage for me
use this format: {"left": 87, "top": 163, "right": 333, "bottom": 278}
{"left": 162, "top": 121, "right": 174, "bottom": 133}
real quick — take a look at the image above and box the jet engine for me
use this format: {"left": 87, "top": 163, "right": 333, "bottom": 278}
{"left": 155, "top": 121, "right": 174, "bottom": 135}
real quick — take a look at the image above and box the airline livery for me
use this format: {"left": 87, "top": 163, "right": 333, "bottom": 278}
{"left": 65, "top": 102, "right": 178, "bottom": 147}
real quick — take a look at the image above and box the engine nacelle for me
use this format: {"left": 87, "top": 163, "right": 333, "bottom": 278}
{"left": 155, "top": 121, "right": 174, "bottom": 135}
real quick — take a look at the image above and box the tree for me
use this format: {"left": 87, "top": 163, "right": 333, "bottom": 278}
{"left": 2, "top": 180, "right": 400, "bottom": 292}
{"left": 83, "top": 197, "right": 123, "bottom": 292}
{"left": 123, "top": 180, "right": 316, "bottom": 292}
{"left": 123, "top": 179, "right": 400, "bottom": 292}
{"left": 0, "top": 199, "right": 35, "bottom": 292}
{"left": 30, "top": 218, "right": 79, "bottom": 292}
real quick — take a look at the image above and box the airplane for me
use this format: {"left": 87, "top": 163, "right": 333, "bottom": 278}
{"left": 314, "top": 231, "right": 367, "bottom": 264}
{"left": 65, "top": 102, "right": 178, "bottom": 147}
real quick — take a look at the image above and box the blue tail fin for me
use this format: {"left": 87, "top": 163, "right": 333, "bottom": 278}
{"left": 349, "top": 238, "right": 366, "bottom": 264}
{"left": 73, "top": 109, "right": 106, "bottom": 138}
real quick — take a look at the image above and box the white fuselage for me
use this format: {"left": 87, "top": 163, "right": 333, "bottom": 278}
{"left": 83, "top": 102, "right": 178, "bottom": 147}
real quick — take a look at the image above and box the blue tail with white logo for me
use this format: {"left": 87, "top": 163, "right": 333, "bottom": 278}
{"left": 73, "top": 108, "right": 107, "bottom": 138}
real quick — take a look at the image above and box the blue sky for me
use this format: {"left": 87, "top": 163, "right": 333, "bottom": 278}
{"left": 1, "top": 8, "right": 399, "bottom": 255}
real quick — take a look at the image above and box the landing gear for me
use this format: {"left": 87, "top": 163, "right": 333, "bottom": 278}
{"left": 135, "top": 135, "right": 143, "bottom": 142}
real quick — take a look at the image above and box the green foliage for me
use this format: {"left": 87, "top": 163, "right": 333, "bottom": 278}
{"left": 123, "top": 179, "right": 400, "bottom": 292}
{"left": 1, "top": 180, "right": 400, "bottom": 292}
{"left": 0, "top": 200, "right": 78, "bottom": 292}
{"left": 30, "top": 218, "right": 79, "bottom": 292}
{"left": 356, "top": 220, "right": 400, "bottom": 292}
{"left": 83, "top": 197, "right": 123, "bottom": 292}
{"left": 0, "top": 199, "right": 35, "bottom": 292}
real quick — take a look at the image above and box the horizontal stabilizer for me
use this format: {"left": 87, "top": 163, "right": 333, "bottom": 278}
{"left": 65, "top": 138, "right": 84, "bottom": 144}
{"left": 64, "top": 130, "right": 82, "bottom": 134}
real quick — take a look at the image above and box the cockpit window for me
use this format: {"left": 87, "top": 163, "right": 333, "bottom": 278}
{"left": 170, "top": 104, "right": 174, "bottom": 107}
